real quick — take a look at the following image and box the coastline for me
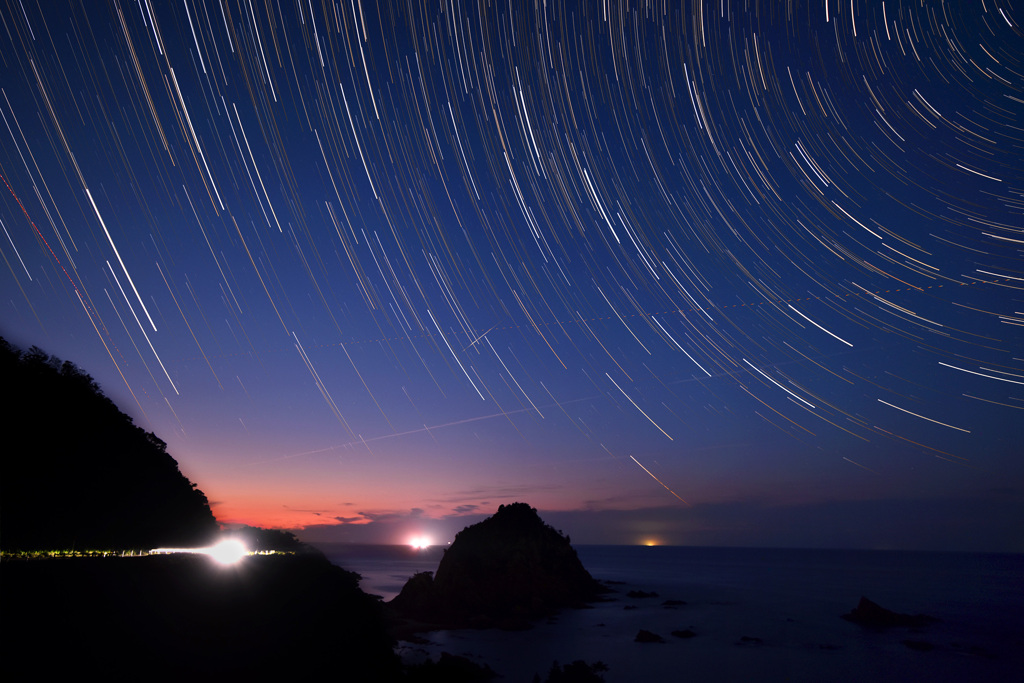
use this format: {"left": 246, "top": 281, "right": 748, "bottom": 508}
{"left": 321, "top": 544, "right": 1024, "bottom": 682}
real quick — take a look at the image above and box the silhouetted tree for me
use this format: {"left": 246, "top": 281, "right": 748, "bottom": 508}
{"left": 232, "top": 525, "right": 308, "bottom": 552}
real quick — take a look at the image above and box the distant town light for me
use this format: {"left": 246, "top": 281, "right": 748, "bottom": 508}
{"left": 207, "top": 539, "right": 248, "bottom": 564}
{"left": 149, "top": 539, "right": 249, "bottom": 564}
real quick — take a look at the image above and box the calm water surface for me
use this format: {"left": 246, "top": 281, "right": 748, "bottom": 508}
{"left": 318, "top": 543, "right": 1023, "bottom": 629}
{"left": 315, "top": 544, "right": 1023, "bottom": 682}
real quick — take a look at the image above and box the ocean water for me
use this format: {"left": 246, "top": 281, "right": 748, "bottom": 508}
{"left": 317, "top": 544, "right": 1024, "bottom": 682}
{"left": 317, "top": 543, "right": 446, "bottom": 600}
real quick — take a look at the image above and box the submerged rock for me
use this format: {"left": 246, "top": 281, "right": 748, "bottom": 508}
{"left": 634, "top": 629, "right": 666, "bottom": 643}
{"left": 841, "top": 596, "right": 939, "bottom": 628}
{"left": 390, "top": 502, "right": 606, "bottom": 629}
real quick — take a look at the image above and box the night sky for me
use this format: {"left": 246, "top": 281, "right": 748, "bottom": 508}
{"left": 2, "top": 1, "right": 1022, "bottom": 551}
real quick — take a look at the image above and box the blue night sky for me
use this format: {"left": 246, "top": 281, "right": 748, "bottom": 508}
{"left": 2, "top": 1, "right": 1022, "bottom": 551}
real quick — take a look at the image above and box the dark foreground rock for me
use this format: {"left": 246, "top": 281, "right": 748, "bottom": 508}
{"left": 404, "top": 652, "right": 498, "bottom": 682}
{"left": 390, "top": 503, "right": 606, "bottom": 630}
{"left": 841, "top": 596, "right": 940, "bottom": 628}
{"left": 539, "top": 660, "right": 609, "bottom": 682}
{"left": 2, "top": 553, "right": 402, "bottom": 681}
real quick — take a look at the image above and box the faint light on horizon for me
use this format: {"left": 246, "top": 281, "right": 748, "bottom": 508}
{"left": 409, "top": 535, "right": 432, "bottom": 550}
{"left": 640, "top": 538, "right": 661, "bottom": 547}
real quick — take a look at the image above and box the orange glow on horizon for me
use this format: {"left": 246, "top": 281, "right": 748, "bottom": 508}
{"left": 209, "top": 501, "right": 351, "bottom": 531}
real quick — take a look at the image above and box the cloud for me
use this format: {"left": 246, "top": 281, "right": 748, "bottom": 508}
{"left": 357, "top": 510, "right": 406, "bottom": 523}
{"left": 332, "top": 515, "right": 365, "bottom": 524}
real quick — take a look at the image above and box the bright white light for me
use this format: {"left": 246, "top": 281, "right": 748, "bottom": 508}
{"left": 148, "top": 539, "right": 250, "bottom": 564}
{"left": 409, "top": 536, "right": 431, "bottom": 550}
{"left": 207, "top": 539, "right": 248, "bottom": 565}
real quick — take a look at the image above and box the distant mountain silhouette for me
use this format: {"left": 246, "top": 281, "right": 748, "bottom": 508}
{"left": 391, "top": 502, "right": 606, "bottom": 629}
{"left": 0, "top": 337, "right": 218, "bottom": 550}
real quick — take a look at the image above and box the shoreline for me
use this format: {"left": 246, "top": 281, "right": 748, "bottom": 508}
{"left": 395, "top": 579, "right": 1020, "bottom": 683}
{"left": 354, "top": 546, "right": 1024, "bottom": 682}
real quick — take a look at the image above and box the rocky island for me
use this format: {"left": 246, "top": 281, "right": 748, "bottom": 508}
{"left": 390, "top": 502, "right": 607, "bottom": 630}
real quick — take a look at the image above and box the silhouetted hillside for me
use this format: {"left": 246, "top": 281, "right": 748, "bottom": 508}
{"left": 230, "top": 524, "right": 308, "bottom": 551}
{"left": 0, "top": 337, "right": 218, "bottom": 550}
{"left": 391, "top": 503, "right": 606, "bottom": 629}
{"left": 0, "top": 338, "right": 411, "bottom": 680}
{"left": 3, "top": 552, "right": 402, "bottom": 680}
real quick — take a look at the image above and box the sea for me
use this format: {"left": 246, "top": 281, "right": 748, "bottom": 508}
{"left": 316, "top": 544, "right": 1024, "bottom": 682}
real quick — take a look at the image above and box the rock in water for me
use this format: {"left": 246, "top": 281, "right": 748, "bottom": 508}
{"left": 391, "top": 503, "right": 605, "bottom": 629}
{"left": 634, "top": 629, "right": 666, "bottom": 643}
{"left": 841, "top": 596, "right": 939, "bottom": 628}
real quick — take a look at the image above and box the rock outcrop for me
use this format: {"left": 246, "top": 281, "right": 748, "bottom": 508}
{"left": 390, "top": 502, "right": 606, "bottom": 629}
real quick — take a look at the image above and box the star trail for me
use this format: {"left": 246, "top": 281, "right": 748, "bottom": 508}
{"left": 2, "top": 1, "right": 1021, "bottom": 548}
